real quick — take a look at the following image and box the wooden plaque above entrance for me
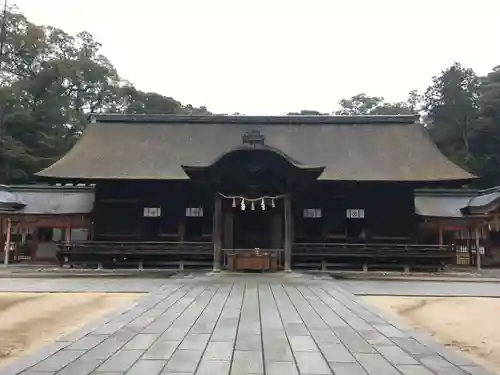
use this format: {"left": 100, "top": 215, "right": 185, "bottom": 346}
{"left": 242, "top": 130, "right": 265, "bottom": 148}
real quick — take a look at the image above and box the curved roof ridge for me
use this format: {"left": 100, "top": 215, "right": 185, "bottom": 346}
{"left": 182, "top": 145, "right": 325, "bottom": 175}
{"left": 199, "top": 145, "right": 304, "bottom": 167}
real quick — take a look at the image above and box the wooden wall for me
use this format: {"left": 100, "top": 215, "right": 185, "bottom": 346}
{"left": 93, "top": 180, "right": 212, "bottom": 241}
{"left": 93, "top": 180, "right": 419, "bottom": 244}
{"left": 293, "top": 182, "right": 417, "bottom": 243}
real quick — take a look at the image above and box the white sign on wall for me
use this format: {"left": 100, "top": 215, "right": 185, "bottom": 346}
{"left": 346, "top": 209, "right": 365, "bottom": 219}
{"left": 186, "top": 207, "right": 204, "bottom": 217}
{"left": 303, "top": 208, "right": 322, "bottom": 218}
{"left": 143, "top": 207, "right": 162, "bottom": 217}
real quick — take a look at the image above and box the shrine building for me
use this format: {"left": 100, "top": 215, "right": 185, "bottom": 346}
{"left": 34, "top": 114, "right": 475, "bottom": 272}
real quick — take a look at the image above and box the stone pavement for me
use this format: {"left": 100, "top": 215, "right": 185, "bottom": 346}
{"left": 0, "top": 274, "right": 494, "bottom": 375}
{"left": 0, "top": 277, "right": 170, "bottom": 293}
{"left": 339, "top": 279, "right": 500, "bottom": 297}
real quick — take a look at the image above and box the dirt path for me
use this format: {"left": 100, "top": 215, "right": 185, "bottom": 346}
{"left": 0, "top": 292, "right": 140, "bottom": 368}
{"left": 365, "top": 296, "right": 500, "bottom": 374}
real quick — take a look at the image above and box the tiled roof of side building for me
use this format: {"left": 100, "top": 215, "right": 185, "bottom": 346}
{"left": 0, "top": 184, "right": 94, "bottom": 215}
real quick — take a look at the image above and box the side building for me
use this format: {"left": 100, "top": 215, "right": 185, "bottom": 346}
{"left": 416, "top": 186, "right": 500, "bottom": 267}
{"left": 28, "top": 114, "right": 476, "bottom": 271}
{"left": 0, "top": 185, "right": 93, "bottom": 263}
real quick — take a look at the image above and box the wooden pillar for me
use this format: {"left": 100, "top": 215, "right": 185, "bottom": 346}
{"left": 475, "top": 224, "right": 482, "bottom": 270}
{"left": 65, "top": 217, "right": 72, "bottom": 242}
{"left": 178, "top": 218, "right": 185, "bottom": 241}
{"left": 3, "top": 218, "right": 12, "bottom": 265}
{"left": 20, "top": 217, "right": 26, "bottom": 245}
{"left": 212, "top": 194, "right": 223, "bottom": 272}
{"left": 272, "top": 211, "right": 283, "bottom": 267}
{"left": 90, "top": 220, "right": 95, "bottom": 240}
{"left": 0, "top": 218, "right": 3, "bottom": 258}
{"left": 284, "top": 195, "right": 292, "bottom": 273}
{"left": 438, "top": 222, "right": 444, "bottom": 245}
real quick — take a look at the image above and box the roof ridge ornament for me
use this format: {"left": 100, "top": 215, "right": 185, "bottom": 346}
{"left": 242, "top": 129, "right": 265, "bottom": 148}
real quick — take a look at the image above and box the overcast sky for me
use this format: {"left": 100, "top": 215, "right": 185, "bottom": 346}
{"left": 10, "top": 0, "right": 500, "bottom": 115}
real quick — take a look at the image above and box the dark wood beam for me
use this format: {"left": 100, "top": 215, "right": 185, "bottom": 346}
{"left": 284, "top": 194, "right": 292, "bottom": 272}
{"left": 212, "top": 193, "right": 223, "bottom": 272}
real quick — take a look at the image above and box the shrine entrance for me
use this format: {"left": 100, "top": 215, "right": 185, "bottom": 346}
{"left": 182, "top": 129, "right": 325, "bottom": 272}
{"left": 217, "top": 196, "right": 282, "bottom": 271}
{"left": 234, "top": 208, "right": 274, "bottom": 249}
{"left": 229, "top": 197, "right": 283, "bottom": 250}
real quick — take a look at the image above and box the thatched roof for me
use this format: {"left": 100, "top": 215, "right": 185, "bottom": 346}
{"left": 36, "top": 114, "right": 474, "bottom": 182}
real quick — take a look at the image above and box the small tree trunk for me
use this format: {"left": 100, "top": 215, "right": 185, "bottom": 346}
{"left": 0, "top": 101, "right": 5, "bottom": 184}
{"left": 461, "top": 115, "right": 472, "bottom": 161}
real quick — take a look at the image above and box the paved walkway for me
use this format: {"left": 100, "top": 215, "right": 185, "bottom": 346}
{"left": 340, "top": 279, "right": 500, "bottom": 297}
{"left": 0, "top": 274, "right": 493, "bottom": 375}
{"left": 0, "top": 277, "right": 170, "bottom": 293}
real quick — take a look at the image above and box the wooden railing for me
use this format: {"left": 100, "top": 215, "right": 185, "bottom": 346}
{"left": 56, "top": 240, "right": 213, "bottom": 268}
{"left": 222, "top": 248, "right": 283, "bottom": 256}
{"left": 292, "top": 242, "right": 453, "bottom": 257}
{"left": 292, "top": 242, "right": 455, "bottom": 271}
{"left": 57, "top": 240, "right": 212, "bottom": 254}
{"left": 55, "top": 240, "right": 455, "bottom": 271}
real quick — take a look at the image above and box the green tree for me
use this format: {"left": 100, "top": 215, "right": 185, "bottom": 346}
{"left": 478, "top": 65, "right": 500, "bottom": 120}
{"left": 109, "top": 85, "right": 211, "bottom": 115}
{"left": 0, "top": 7, "right": 211, "bottom": 183}
{"left": 334, "top": 92, "right": 421, "bottom": 116}
{"left": 369, "top": 102, "right": 413, "bottom": 115}
{"left": 407, "top": 89, "right": 422, "bottom": 113}
{"left": 110, "top": 85, "right": 182, "bottom": 114}
{"left": 0, "top": 8, "right": 120, "bottom": 181}
{"left": 423, "top": 62, "right": 480, "bottom": 169}
{"left": 468, "top": 65, "right": 500, "bottom": 183}
{"left": 287, "top": 110, "right": 327, "bottom": 115}
{"left": 334, "top": 94, "right": 384, "bottom": 115}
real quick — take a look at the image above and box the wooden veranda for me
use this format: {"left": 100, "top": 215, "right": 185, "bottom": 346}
{"left": 56, "top": 239, "right": 454, "bottom": 272}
